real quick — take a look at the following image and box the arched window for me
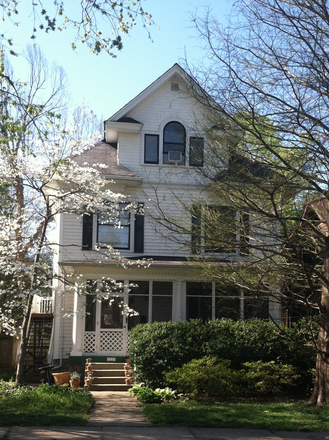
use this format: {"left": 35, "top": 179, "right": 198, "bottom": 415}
{"left": 163, "top": 121, "right": 185, "bottom": 165}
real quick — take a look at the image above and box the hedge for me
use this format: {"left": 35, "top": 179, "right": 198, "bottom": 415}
{"left": 129, "top": 318, "right": 316, "bottom": 393}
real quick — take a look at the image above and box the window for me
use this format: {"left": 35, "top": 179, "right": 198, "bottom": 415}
{"left": 186, "top": 282, "right": 212, "bottom": 320}
{"left": 85, "top": 280, "right": 97, "bottom": 332}
{"left": 144, "top": 134, "right": 159, "bottom": 164}
{"left": 128, "top": 281, "right": 173, "bottom": 329}
{"left": 163, "top": 121, "right": 185, "bottom": 165}
{"left": 97, "top": 203, "right": 130, "bottom": 249}
{"left": 152, "top": 282, "right": 172, "bottom": 322}
{"left": 189, "top": 137, "right": 204, "bottom": 167}
{"left": 186, "top": 282, "right": 269, "bottom": 321}
{"left": 204, "top": 206, "right": 236, "bottom": 253}
{"left": 191, "top": 206, "right": 250, "bottom": 255}
{"left": 128, "top": 281, "right": 149, "bottom": 330}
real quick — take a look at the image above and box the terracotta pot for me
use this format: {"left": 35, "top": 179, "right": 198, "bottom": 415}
{"left": 125, "top": 358, "right": 130, "bottom": 363}
{"left": 86, "top": 365, "right": 92, "bottom": 371}
{"left": 86, "top": 358, "right": 92, "bottom": 363}
{"left": 125, "top": 371, "right": 132, "bottom": 377}
{"left": 125, "top": 379, "right": 132, "bottom": 385}
{"left": 70, "top": 379, "right": 80, "bottom": 388}
{"left": 85, "top": 379, "right": 93, "bottom": 386}
{"left": 124, "top": 365, "right": 130, "bottom": 371}
{"left": 52, "top": 372, "right": 70, "bottom": 386}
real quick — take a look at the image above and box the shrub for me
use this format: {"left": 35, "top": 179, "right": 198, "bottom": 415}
{"left": 165, "top": 357, "right": 301, "bottom": 399}
{"left": 165, "top": 357, "right": 240, "bottom": 398}
{"left": 129, "top": 383, "right": 176, "bottom": 403}
{"left": 129, "top": 318, "right": 316, "bottom": 391}
{"left": 242, "top": 361, "right": 300, "bottom": 396}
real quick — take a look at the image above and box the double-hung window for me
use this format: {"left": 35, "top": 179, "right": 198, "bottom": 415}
{"left": 204, "top": 205, "right": 237, "bottom": 253}
{"left": 144, "top": 134, "right": 159, "bottom": 164}
{"left": 97, "top": 203, "right": 130, "bottom": 249}
{"left": 191, "top": 205, "right": 250, "bottom": 255}
{"left": 189, "top": 137, "right": 204, "bottom": 167}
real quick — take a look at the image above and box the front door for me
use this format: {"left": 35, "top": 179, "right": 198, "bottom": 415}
{"left": 83, "top": 293, "right": 128, "bottom": 356}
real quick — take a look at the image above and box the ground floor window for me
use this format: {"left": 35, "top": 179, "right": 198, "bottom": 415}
{"left": 128, "top": 281, "right": 173, "bottom": 329}
{"left": 186, "top": 282, "right": 269, "bottom": 321}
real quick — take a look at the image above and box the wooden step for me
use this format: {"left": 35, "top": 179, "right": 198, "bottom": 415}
{"left": 84, "top": 362, "right": 132, "bottom": 391}
{"left": 92, "top": 376, "right": 127, "bottom": 384}
{"left": 91, "top": 369, "right": 126, "bottom": 377}
{"left": 88, "top": 383, "right": 132, "bottom": 392}
{"left": 90, "top": 362, "right": 124, "bottom": 370}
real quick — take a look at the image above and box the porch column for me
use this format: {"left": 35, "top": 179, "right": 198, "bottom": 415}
{"left": 172, "top": 280, "right": 184, "bottom": 321}
{"left": 71, "top": 286, "right": 85, "bottom": 356}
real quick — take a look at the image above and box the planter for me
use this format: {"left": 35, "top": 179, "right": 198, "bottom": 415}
{"left": 125, "top": 378, "right": 132, "bottom": 385}
{"left": 124, "top": 364, "right": 130, "bottom": 371}
{"left": 86, "top": 358, "right": 92, "bottom": 363}
{"left": 86, "top": 365, "right": 92, "bottom": 371}
{"left": 52, "top": 372, "right": 70, "bottom": 385}
{"left": 85, "top": 379, "right": 93, "bottom": 386}
{"left": 125, "top": 371, "right": 132, "bottom": 377}
{"left": 125, "top": 358, "right": 130, "bottom": 363}
{"left": 70, "top": 379, "right": 80, "bottom": 388}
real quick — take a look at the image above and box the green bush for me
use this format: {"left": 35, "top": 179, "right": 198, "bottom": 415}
{"left": 242, "top": 361, "right": 300, "bottom": 396}
{"left": 165, "top": 357, "right": 240, "bottom": 398}
{"left": 165, "top": 357, "right": 301, "bottom": 399}
{"left": 129, "top": 383, "right": 177, "bottom": 403}
{"left": 129, "top": 318, "right": 316, "bottom": 392}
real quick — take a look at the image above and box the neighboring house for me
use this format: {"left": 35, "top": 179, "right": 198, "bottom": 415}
{"left": 34, "top": 64, "right": 280, "bottom": 368}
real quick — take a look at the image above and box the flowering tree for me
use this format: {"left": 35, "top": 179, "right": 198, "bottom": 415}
{"left": 2, "top": 0, "right": 154, "bottom": 56}
{"left": 0, "top": 47, "right": 144, "bottom": 384}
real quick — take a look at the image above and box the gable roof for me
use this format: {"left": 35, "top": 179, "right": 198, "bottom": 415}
{"left": 106, "top": 64, "right": 190, "bottom": 122}
{"left": 70, "top": 141, "right": 141, "bottom": 180}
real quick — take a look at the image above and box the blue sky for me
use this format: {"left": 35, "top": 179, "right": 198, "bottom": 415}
{"left": 4, "top": 0, "right": 230, "bottom": 121}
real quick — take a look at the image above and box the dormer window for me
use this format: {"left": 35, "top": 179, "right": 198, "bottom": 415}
{"left": 163, "top": 122, "right": 185, "bottom": 165}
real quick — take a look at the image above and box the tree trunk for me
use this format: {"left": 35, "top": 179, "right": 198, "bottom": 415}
{"left": 309, "top": 258, "right": 329, "bottom": 405}
{"left": 15, "top": 206, "right": 50, "bottom": 385}
{"left": 15, "top": 294, "right": 34, "bottom": 385}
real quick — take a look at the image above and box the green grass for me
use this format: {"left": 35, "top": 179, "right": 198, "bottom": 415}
{"left": 142, "top": 400, "right": 329, "bottom": 431}
{"left": 0, "top": 381, "right": 93, "bottom": 426}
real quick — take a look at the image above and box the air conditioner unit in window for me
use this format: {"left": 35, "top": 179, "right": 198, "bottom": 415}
{"left": 168, "top": 151, "right": 182, "bottom": 163}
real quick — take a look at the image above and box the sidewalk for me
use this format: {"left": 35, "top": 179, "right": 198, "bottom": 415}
{"left": 1, "top": 391, "right": 329, "bottom": 440}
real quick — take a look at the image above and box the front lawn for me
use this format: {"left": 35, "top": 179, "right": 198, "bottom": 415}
{"left": 0, "top": 381, "right": 93, "bottom": 426}
{"left": 142, "top": 399, "right": 329, "bottom": 431}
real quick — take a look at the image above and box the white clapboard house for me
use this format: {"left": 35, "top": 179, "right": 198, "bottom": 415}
{"left": 32, "top": 64, "right": 280, "bottom": 378}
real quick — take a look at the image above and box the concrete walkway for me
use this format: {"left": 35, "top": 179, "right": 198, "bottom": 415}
{"left": 1, "top": 391, "right": 329, "bottom": 440}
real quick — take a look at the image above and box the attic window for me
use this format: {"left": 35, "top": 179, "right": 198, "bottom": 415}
{"left": 171, "top": 83, "right": 179, "bottom": 91}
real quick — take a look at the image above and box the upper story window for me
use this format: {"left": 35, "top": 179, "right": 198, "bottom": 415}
{"left": 97, "top": 203, "right": 130, "bottom": 249}
{"left": 144, "top": 134, "right": 159, "bottom": 164}
{"left": 82, "top": 203, "right": 144, "bottom": 253}
{"left": 191, "top": 205, "right": 250, "bottom": 255}
{"left": 189, "top": 137, "right": 204, "bottom": 167}
{"left": 163, "top": 121, "right": 185, "bottom": 165}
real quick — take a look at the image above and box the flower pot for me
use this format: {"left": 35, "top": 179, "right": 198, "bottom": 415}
{"left": 125, "top": 358, "right": 130, "bottom": 363}
{"left": 125, "top": 378, "right": 132, "bottom": 385}
{"left": 86, "top": 365, "right": 92, "bottom": 371}
{"left": 125, "top": 371, "right": 132, "bottom": 377}
{"left": 124, "top": 364, "right": 130, "bottom": 371}
{"left": 85, "top": 379, "right": 93, "bottom": 386}
{"left": 52, "top": 372, "right": 70, "bottom": 385}
{"left": 86, "top": 358, "right": 92, "bottom": 363}
{"left": 70, "top": 379, "right": 80, "bottom": 388}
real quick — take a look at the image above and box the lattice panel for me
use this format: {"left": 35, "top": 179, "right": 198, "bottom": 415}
{"left": 84, "top": 332, "right": 96, "bottom": 353}
{"left": 99, "top": 331, "right": 124, "bottom": 352}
